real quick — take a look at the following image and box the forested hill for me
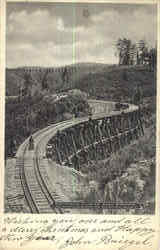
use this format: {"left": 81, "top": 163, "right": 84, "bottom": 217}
{"left": 6, "top": 63, "right": 110, "bottom": 96}
{"left": 75, "top": 65, "right": 156, "bottom": 103}
{"left": 6, "top": 64, "right": 156, "bottom": 104}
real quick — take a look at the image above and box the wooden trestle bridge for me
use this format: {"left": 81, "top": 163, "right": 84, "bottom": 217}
{"left": 9, "top": 100, "right": 144, "bottom": 213}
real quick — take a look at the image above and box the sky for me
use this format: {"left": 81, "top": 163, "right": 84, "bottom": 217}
{"left": 6, "top": 2, "right": 157, "bottom": 68}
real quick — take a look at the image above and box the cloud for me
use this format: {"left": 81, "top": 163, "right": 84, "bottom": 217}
{"left": 7, "top": 9, "right": 73, "bottom": 45}
{"left": 6, "top": 3, "right": 157, "bottom": 67}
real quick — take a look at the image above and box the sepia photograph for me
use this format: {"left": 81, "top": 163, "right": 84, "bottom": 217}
{"left": 5, "top": 1, "right": 157, "bottom": 215}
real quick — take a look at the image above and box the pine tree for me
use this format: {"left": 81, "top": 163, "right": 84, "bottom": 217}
{"left": 115, "top": 38, "right": 131, "bottom": 65}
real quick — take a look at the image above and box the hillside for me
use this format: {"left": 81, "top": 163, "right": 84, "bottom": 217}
{"left": 6, "top": 64, "right": 156, "bottom": 105}
{"left": 6, "top": 63, "right": 110, "bottom": 96}
{"left": 5, "top": 64, "right": 156, "bottom": 213}
{"left": 75, "top": 65, "right": 156, "bottom": 102}
{"left": 5, "top": 64, "right": 156, "bottom": 157}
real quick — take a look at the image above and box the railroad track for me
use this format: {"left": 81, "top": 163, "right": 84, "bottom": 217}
{"left": 14, "top": 100, "right": 139, "bottom": 213}
{"left": 16, "top": 119, "right": 90, "bottom": 213}
{"left": 16, "top": 120, "right": 75, "bottom": 213}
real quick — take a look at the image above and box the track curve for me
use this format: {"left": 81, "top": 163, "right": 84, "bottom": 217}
{"left": 15, "top": 100, "right": 141, "bottom": 213}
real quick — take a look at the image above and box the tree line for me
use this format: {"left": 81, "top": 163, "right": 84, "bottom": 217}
{"left": 115, "top": 38, "right": 157, "bottom": 71}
